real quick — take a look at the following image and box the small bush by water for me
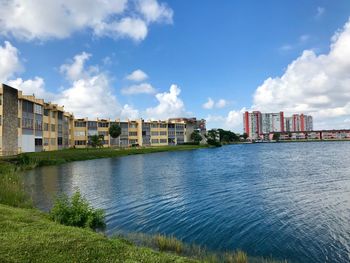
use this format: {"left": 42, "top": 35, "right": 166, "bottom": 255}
{"left": 49, "top": 191, "right": 105, "bottom": 231}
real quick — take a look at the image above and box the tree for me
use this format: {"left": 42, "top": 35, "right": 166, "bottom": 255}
{"left": 89, "top": 135, "right": 103, "bottom": 148}
{"left": 217, "top": 129, "right": 239, "bottom": 143}
{"left": 190, "top": 130, "right": 202, "bottom": 144}
{"left": 272, "top": 132, "right": 280, "bottom": 141}
{"left": 205, "top": 129, "right": 222, "bottom": 147}
{"left": 242, "top": 133, "right": 248, "bottom": 140}
{"left": 109, "top": 124, "right": 121, "bottom": 139}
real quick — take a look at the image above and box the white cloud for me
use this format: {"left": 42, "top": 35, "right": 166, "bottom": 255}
{"left": 316, "top": 7, "right": 325, "bottom": 18}
{"left": 136, "top": 0, "right": 173, "bottom": 24}
{"left": 216, "top": 99, "right": 228, "bottom": 108}
{"left": 121, "top": 104, "right": 139, "bottom": 119}
{"left": 253, "top": 18, "right": 350, "bottom": 129}
{"left": 146, "top": 84, "right": 188, "bottom": 119}
{"left": 121, "top": 83, "right": 155, "bottom": 95}
{"left": 6, "top": 77, "right": 56, "bottom": 101}
{"left": 202, "top": 97, "right": 214, "bottom": 109}
{"left": 0, "top": 0, "right": 173, "bottom": 41}
{"left": 60, "top": 52, "right": 92, "bottom": 81}
{"left": 202, "top": 98, "right": 229, "bottom": 109}
{"left": 0, "top": 41, "right": 22, "bottom": 82}
{"left": 126, "top": 69, "right": 148, "bottom": 82}
{"left": 94, "top": 17, "right": 148, "bottom": 41}
{"left": 206, "top": 109, "right": 243, "bottom": 131}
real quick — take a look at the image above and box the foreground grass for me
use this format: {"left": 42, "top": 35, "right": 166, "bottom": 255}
{"left": 0, "top": 204, "right": 196, "bottom": 263}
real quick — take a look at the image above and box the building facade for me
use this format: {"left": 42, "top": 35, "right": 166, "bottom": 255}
{"left": 0, "top": 84, "right": 206, "bottom": 156}
{"left": 243, "top": 111, "right": 313, "bottom": 139}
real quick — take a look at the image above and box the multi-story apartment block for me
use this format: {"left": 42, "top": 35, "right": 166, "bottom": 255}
{"left": 243, "top": 111, "right": 313, "bottom": 139}
{"left": 0, "top": 84, "right": 206, "bottom": 156}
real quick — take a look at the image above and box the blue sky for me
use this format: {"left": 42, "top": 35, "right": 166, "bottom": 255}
{"left": 1, "top": 0, "right": 350, "bottom": 132}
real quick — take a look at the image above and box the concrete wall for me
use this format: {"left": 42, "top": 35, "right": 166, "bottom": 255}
{"left": 2, "top": 85, "right": 18, "bottom": 155}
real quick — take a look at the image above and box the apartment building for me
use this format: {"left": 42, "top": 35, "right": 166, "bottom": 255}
{"left": 71, "top": 118, "right": 205, "bottom": 148}
{"left": 243, "top": 111, "right": 313, "bottom": 139}
{"left": 0, "top": 84, "right": 206, "bottom": 156}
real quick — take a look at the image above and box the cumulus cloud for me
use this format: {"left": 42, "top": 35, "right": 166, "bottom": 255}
{"left": 0, "top": 0, "right": 173, "bottom": 41}
{"left": 120, "top": 104, "right": 139, "bottom": 119}
{"left": 253, "top": 18, "right": 350, "bottom": 129}
{"left": 202, "top": 98, "right": 214, "bottom": 109}
{"left": 0, "top": 41, "right": 22, "bottom": 82}
{"left": 145, "top": 84, "right": 188, "bottom": 119}
{"left": 206, "top": 109, "right": 243, "bottom": 131}
{"left": 136, "top": 0, "right": 173, "bottom": 24}
{"left": 202, "top": 98, "right": 229, "bottom": 109}
{"left": 126, "top": 69, "right": 148, "bottom": 82}
{"left": 6, "top": 77, "right": 56, "bottom": 101}
{"left": 121, "top": 83, "right": 155, "bottom": 95}
{"left": 216, "top": 99, "right": 228, "bottom": 108}
{"left": 316, "top": 7, "right": 325, "bottom": 18}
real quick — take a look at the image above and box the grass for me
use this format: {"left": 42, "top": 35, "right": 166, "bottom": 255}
{"left": 3, "top": 145, "right": 207, "bottom": 167}
{"left": 0, "top": 204, "right": 196, "bottom": 263}
{"left": 0, "top": 161, "right": 32, "bottom": 208}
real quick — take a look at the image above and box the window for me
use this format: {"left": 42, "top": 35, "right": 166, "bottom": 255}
{"left": 151, "top": 139, "right": 159, "bottom": 144}
{"left": 51, "top": 124, "right": 55, "bottom": 132}
{"left": 57, "top": 137, "right": 63, "bottom": 146}
{"left": 44, "top": 138, "right": 49, "bottom": 146}
{"left": 74, "top": 131, "right": 86, "bottom": 137}
{"left": 34, "top": 104, "right": 43, "bottom": 115}
{"left": 57, "top": 112, "right": 63, "bottom": 120}
{"left": 98, "top": 122, "right": 109, "bottom": 128}
{"left": 176, "top": 131, "right": 184, "bottom": 136}
{"left": 129, "top": 123, "right": 137, "bottom": 128}
{"left": 159, "top": 124, "right": 167, "bottom": 128}
{"left": 88, "top": 121, "right": 97, "bottom": 129}
{"left": 160, "top": 139, "right": 167, "bottom": 143}
{"left": 98, "top": 131, "right": 108, "bottom": 136}
{"left": 44, "top": 109, "right": 49, "bottom": 116}
{"left": 160, "top": 131, "right": 167, "bottom": 136}
{"left": 51, "top": 138, "right": 56, "bottom": 146}
{"left": 151, "top": 123, "right": 158, "bottom": 128}
{"left": 75, "top": 140, "right": 86, "bottom": 145}
{"left": 151, "top": 131, "right": 159, "bottom": 136}
{"left": 168, "top": 124, "right": 175, "bottom": 129}
{"left": 35, "top": 138, "right": 42, "bottom": 146}
{"left": 87, "top": 130, "right": 98, "bottom": 136}
{"left": 168, "top": 131, "right": 175, "bottom": 136}
{"left": 22, "top": 118, "right": 34, "bottom": 129}
{"left": 176, "top": 124, "right": 184, "bottom": 129}
{"left": 35, "top": 120, "right": 43, "bottom": 130}
{"left": 57, "top": 124, "right": 63, "bottom": 132}
{"left": 44, "top": 123, "right": 49, "bottom": 131}
{"left": 129, "top": 139, "right": 138, "bottom": 144}
{"left": 22, "top": 100, "right": 34, "bottom": 113}
{"left": 129, "top": 131, "right": 138, "bottom": 136}
{"left": 75, "top": 121, "right": 86, "bottom": 127}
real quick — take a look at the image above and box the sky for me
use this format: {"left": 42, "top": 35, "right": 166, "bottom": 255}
{"left": 1, "top": 0, "right": 350, "bottom": 132}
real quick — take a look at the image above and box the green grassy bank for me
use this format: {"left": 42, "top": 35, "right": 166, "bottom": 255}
{"left": 0, "top": 146, "right": 286, "bottom": 262}
{"left": 5, "top": 145, "right": 206, "bottom": 167}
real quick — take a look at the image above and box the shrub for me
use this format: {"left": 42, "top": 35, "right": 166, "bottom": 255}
{"left": 49, "top": 190, "right": 105, "bottom": 231}
{"left": 155, "top": 234, "right": 184, "bottom": 254}
{"left": 0, "top": 166, "right": 32, "bottom": 208}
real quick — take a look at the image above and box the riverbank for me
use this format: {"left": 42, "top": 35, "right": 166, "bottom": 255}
{"left": 4, "top": 145, "right": 207, "bottom": 167}
{"left": 0, "top": 146, "right": 285, "bottom": 262}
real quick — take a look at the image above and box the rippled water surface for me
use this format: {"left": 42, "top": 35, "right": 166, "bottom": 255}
{"left": 24, "top": 142, "right": 350, "bottom": 263}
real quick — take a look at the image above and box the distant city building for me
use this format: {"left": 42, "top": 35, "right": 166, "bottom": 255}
{"left": 243, "top": 111, "right": 313, "bottom": 139}
{"left": 0, "top": 84, "right": 206, "bottom": 156}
